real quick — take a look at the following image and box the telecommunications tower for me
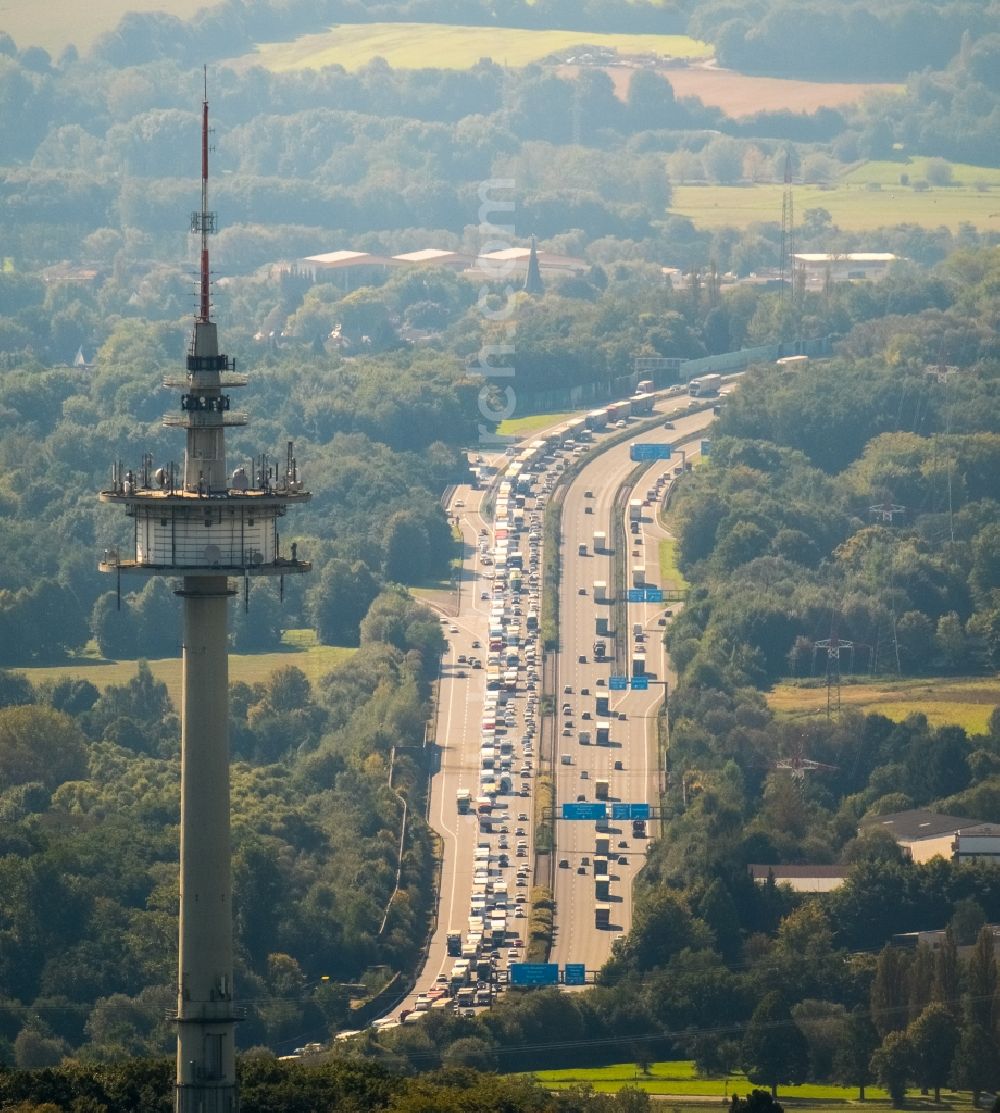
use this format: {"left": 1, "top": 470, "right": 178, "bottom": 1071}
{"left": 99, "top": 87, "right": 310, "bottom": 1112}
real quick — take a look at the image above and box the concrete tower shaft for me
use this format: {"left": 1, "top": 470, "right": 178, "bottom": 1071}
{"left": 98, "top": 86, "right": 309, "bottom": 1113}
{"left": 176, "top": 576, "right": 237, "bottom": 1113}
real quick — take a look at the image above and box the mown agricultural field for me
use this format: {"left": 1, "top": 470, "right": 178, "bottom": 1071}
{"left": 232, "top": 22, "right": 711, "bottom": 72}
{"left": 768, "top": 676, "right": 1000, "bottom": 733}
{"left": 670, "top": 179, "right": 1000, "bottom": 233}
{"left": 557, "top": 62, "right": 900, "bottom": 117}
{"left": 19, "top": 641, "right": 355, "bottom": 708}
{"left": 531, "top": 1058, "right": 895, "bottom": 1101}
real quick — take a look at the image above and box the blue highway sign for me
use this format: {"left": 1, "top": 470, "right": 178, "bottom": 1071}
{"left": 563, "top": 802, "right": 608, "bottom": 821}
{"left": 629, "top": 442, "right": 672, "bottom": 462}
{"left": 643, "top": 587, "right": 663, "bottom": 603}
{"left": 563, "top": 964, "right": 586, "bottom": 986}
{"left": 510, "top": 963, "right": 559, "bottom": 986}
{"left": 701, "top": 439, "right": 712, "bottom": 456}
{"left": 609, "top": 675, "right": 628, "bottom": 691}
{"left": 612, "top": 803, "right": 652, "bottom": 821}
{"left": 630, "top": 676, "right": 649, "bottom": 691}
{"left": 627, "top": 588, "right": 644, "bottom": 602}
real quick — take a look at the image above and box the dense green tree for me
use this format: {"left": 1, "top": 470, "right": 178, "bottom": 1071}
{"left": 308, "top": 559, "right": 379, "bottom": 647}
{"left": 740, "top": 992, "right": 809, "bottom": 1097}
{"left": 965, "top": 925, "right": 999, "bottom": 1033}
{"left": 0, "top": 704, "right": 86, "bottom": 790}
{"left": 906, "top": 1003, "right": 958, "bottom": 1101}
{"left": 871, "top": 945, "right": 909, "bottom": 1037}
{"left": 834, "top": 1007, "right": 879, "bottom": 1100}
{"left": 951, "top": 1021, "right": 1000, "bottom": 1105}
{"left": 870, "top": 1030, "right": 911, "bottom": 1107}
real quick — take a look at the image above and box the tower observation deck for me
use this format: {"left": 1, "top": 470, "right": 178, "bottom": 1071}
{"left": 99, "top": 86, "right": 309, "bottom": 1113}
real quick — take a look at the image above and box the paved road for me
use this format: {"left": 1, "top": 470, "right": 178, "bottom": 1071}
{"left": 549, "top": 405, "right": 716, "bottom": 976}
{"left": 390, "top": 390, "right": 719, "bottom": 1019}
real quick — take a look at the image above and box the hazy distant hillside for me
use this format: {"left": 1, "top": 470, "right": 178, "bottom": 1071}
{"left": 0, "top": 0, "right": 207, "bottom": 54}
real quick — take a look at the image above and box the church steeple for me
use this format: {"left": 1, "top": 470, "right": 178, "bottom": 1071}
{"left": 523, "top": 235, "right": 544, "bottom": 296}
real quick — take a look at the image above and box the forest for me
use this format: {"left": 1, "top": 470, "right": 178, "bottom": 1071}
{"left": 1, "top": 249, "right": 999, "bottom": 1087}
{"left": 340, "top": 256, "right": 1000, "bottom": 1096}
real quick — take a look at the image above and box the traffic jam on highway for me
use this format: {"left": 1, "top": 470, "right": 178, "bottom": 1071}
{"left": 388, "top": 377, "right": 718, "bottom": 1024}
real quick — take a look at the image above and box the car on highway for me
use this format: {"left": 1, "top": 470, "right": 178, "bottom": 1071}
{"left": 619, "top": 855, "right": 628, "bottom": 865}
{"left": 449, "top": 625, "right": 459, "bottom": 633}
{"left": 578, "top": 653, "right": 587, "bottom": 663}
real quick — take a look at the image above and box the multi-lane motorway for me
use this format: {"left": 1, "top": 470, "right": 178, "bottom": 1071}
{"left": 388, "top": 388, "right": 718, "bottom": 1025}
{"left": 549, "top": 407, "right": 714, "bottom": 973}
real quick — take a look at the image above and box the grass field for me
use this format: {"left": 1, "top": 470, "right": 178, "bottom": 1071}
{"left": 498, "top": 412, "right": 576, "bottom": 436}
{"left": 657, "top": 538, "right": 688, "bottom": 593}
{"left": 769, "top": 676, "right": 1000, "bottom": 733}
{"left": 842, "top": 157, "right": 1000, "bottom": 188}
{"left": 0, "top": 0, "right": 207, "bottom": 54}
{"left": 670, "top": 180, "right": 1000, "bottom": 233}
{"left": 19, "top": 639, "right": 355, "bottom": 710}
{"left": 531, "top": 1059, "right": 895, "bottom": 1101}
{"left": 234, "top": 23, "right": 711, "bottom": 73}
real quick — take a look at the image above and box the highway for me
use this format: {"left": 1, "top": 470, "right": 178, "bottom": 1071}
{"left": 387, "top": 386, "right": 720, "bottom": 1026}
{"left": 548, "top": 406, "right": 716, "bottom": 975}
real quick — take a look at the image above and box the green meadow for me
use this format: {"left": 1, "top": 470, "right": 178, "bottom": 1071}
{"left": 237, "top": 22, "right": 711, "bottom": 73}
{"left": 19, "top": 633, "right": 355, "bottom": 709}
{"left": 670, "top": 177, "right": 1000, "bottom": 233}
{"left": 530, "top": 1058, "right": 895, "bottom": 1102}
{"left": 769, "top": 676, "right": 1000, "bottom": 733}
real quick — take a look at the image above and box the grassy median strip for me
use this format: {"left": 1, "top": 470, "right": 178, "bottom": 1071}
{"left": 541, "top": 496, "right": 562, "bottom": 653}
{"left": 526, "top": 886, "right": 555, "bottom": 964}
